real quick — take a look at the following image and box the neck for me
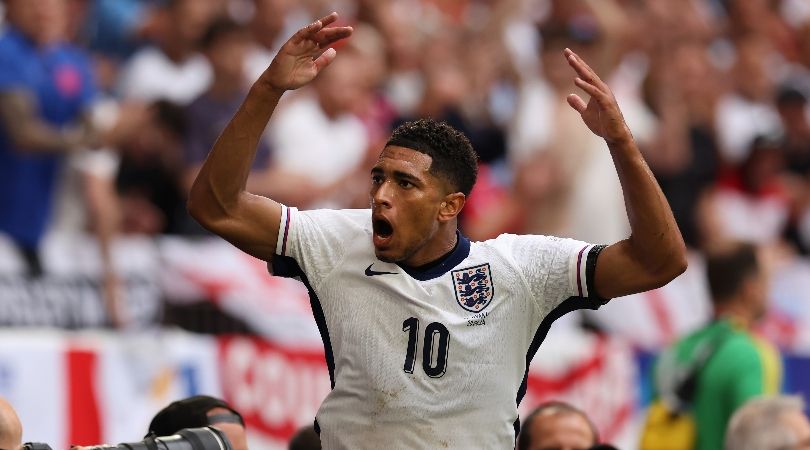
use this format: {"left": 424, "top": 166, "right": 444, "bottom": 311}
{"left": 402, "top": 226, "right": 458, "bottom": 268}
{"left": 715, "top": 302, "right": 756, "bottom": 330}
{"left": 207, "top": 76, "right": 242, "bottom": 99}
{"left": 163, "top": 41, "right": 192, "bottom": 64}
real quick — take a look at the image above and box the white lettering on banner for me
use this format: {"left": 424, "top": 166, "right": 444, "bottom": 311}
{"left": 0, "top": 276, "right": 160, "bottom": 327}
{"left": 219, "top": 336, "right": 331, "bottom": 441}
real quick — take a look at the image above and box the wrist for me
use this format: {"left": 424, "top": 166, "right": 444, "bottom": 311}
{"left": 255, "top": 70, "right": 288, "bottom": 96}
{"left": 605, "top": 126, "right": 634, "bottom": 147}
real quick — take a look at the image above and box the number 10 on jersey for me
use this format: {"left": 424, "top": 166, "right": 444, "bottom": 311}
{"left": 402, "top": 317, "right": 450, "bottom": 378}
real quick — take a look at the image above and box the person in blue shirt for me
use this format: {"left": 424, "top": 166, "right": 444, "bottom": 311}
{"left": 0, "top": 0, "right": 99, "bottom": 273}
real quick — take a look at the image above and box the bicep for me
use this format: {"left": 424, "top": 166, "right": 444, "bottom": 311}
{"left": 594, "top": 239, "right": 675, "bottom": 298}
{"left": 198, "top": 192, "right": 282, "bottom": 262}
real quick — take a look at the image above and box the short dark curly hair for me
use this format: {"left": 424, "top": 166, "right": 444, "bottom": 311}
{"left": 386, "top": 119, "right": 479, "bottom": 196}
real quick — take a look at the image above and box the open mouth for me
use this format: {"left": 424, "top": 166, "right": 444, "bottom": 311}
{"left": 372, "top": 217, "right": 394, "bottom": 246}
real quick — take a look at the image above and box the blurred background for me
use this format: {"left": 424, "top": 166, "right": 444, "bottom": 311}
{"left": 1, "top": 0, "right": 810, "bottom": 448}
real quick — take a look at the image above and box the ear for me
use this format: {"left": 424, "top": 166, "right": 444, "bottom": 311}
{"left": 437, "top": 193, "right": 465, "bottom": 223}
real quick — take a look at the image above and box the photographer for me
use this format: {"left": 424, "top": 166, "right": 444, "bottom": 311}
{"left": 148, "top": 396, "right": 247, "bottom": 450}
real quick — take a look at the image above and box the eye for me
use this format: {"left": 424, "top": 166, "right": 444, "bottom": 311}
{"left": 371, "top": 174, "right": 383, "bottom": 185}
{"left": 398, "top": 180, "right": 414, "bottom": 189}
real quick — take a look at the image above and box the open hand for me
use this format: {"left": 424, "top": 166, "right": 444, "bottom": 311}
{"left": 564, "top": 48, "right": 632, "bottom": 145}
{"left": 261, "top": 12, "right": 353, "bottom": 91}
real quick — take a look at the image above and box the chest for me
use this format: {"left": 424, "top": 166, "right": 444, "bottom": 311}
{"left": 317, "top": 252, "right": 538, "bottom": 372}
{"left": 18, "top": 52, "right": 88, "bottom": 124}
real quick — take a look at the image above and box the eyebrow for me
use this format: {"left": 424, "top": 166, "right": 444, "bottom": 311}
{"left": 370, "top": 167, "right": 423, "bottom": 183}
{"left": 392, "top": 170, "right": 422, "bottom": 184}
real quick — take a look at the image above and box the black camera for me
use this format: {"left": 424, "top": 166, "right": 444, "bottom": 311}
{"left": 24, "top": 427, "right": 232, "bottom": 450}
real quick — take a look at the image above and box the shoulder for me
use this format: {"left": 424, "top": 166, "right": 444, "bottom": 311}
{"left": 0, "top": 27, "right": 25, "bottom": 48}
{"left": 122, "top": 47, "right": 167, "bottom": 73}
{"left": 294, "top": 208, "right": 371, "bottom": 233}
{"left": 0, "top": 30, "right": 26, "bottom": 67}
{"left": 479, "top": 233, "right": 576, "bottom": 255}
{"left": 712, "top": 330, "right": 767, "bottom": 367}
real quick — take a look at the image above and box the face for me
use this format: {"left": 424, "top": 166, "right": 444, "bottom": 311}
{"left": 171, "top": 0, "right": 216, "bottom": 45}
{"left": 206, "top": 32, "right": 249, "bottom": 81}
{"left": 6, "top": 0, "right": 68, "bottom": 45}
{"left": 370, "top": 146, "right": 451, "bottom": 265}
{"left": 315, "top": 54, "right": 367, "bottom": 117}
{"left": 207, "top": 408, "right": 248, "bottom": 450}
{"left": 527, "top": 412, "right": 596, "bottom": 450}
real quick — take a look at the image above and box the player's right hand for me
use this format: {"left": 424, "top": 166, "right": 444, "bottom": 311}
{"left": 260, "top": 12, "right": 352, "bottom": 91}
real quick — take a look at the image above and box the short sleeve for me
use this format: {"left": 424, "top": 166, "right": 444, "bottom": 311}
{"left": 273, "top": 206, "right": 368, "bottom": 288}
{"left": 500, "top": 234, "right": 609, "bottom": 311}
{"left": 0, "top": 41, "right": 24, "bottom": 90}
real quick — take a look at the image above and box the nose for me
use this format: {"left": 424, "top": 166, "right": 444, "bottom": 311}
{"left": 371, "top": 179, "right": 393, "bottom": 208}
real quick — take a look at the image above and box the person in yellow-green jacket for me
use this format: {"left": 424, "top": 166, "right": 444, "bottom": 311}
{"left": 648, "top": 242, "right": 781, "bottom": 450}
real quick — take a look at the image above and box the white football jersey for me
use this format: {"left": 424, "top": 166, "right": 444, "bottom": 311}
{"left": 271, "top": 206, "right": 608, "bottom": 450}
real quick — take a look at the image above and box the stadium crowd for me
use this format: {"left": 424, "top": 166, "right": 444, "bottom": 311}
{"left": 3, "top": 0, "right": 810, "bottom": 448}
{"left": 2, "top": 0, "right": 810, "bottom": 319}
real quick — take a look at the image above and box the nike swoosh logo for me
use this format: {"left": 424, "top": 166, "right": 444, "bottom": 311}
{"left": 365, "top": 264, "right": 397, "bottom": 276}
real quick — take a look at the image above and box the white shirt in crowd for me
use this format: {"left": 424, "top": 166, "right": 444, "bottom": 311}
{"left": 117, "top": 46, "right": 212, "bottom": 105}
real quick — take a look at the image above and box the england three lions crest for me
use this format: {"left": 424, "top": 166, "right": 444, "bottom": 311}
{"left": 452, "top": 263, "right": 494, "bottom": 312}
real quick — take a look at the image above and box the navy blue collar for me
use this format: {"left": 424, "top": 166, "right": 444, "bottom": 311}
{"left": 397, "top": 231, "right": 471, "bottom": 281}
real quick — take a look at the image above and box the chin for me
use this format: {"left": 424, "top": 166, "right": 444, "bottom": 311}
{"left": 373, "top": 247, "right": 398, "bottom": 263}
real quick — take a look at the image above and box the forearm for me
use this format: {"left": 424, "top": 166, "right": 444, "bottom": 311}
{"left": 0, "top": 91, "right": 93, "bottom": 153}
{"left": 609, "top": 131, "right": 686, "bottom": 272}
{"left": 84, "top": 172, "right": 120, "bottom": 270}
{"left": 189, "top": 82, "right": 284, "bottom": 219}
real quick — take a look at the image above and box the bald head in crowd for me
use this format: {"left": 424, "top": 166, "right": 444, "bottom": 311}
{"left": 518, "top": 401, "right": 599, "bottom": 450}
{"left": 725, "top": 395, "right": 810, "bottom": 450}
{"left": 0, "top": 397, "right": 22, "bottom": 450}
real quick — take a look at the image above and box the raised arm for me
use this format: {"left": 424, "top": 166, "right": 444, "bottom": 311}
{"left": 187, "top": 13, "right": 351, "bottom": 261}
{"left": 563, "top": 48, "right": 687, "bottom": 299}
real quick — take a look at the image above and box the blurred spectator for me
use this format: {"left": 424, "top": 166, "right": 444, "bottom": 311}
{"left": 649, "top": 243, "right": 781, "bottom": 450}
{"left": 0, "top": 397, "right": 22, "bottom": 450}
{"left": 715, "top": 34, "right": 783, "bottom": 163}
{"left": 343, "top": 23, "right": 396, "bottom": 148}
{"left": 0, "top": 0, "right": 98, "bottom": 272}
{"left": 0, "top": 0, "right": 150, "bottom": 327}
{"left": 244, "top": 0, "right": 303, "bottom": 83}
{"left": 774, "top": 86, "right": 810, "bottom": 254}
{"left": 116, "top": 100, "right": 186, "bottom": 234}
{"left": 80, "top": 0, "right": 158, "bottom": 59}
{"left": 289, "top": 425, "right": 320, "bottom": 450}
{"left": 390, "top": 29, "right": 509, "bottom": 167}
{"left": 267, "top": 49, "right": 371, "bottom": 208}
{"left": 709, "top": 136, "right": 789, "bottom": 246}
{"left": 181, "top": 17, "right": 316, "bottom": 224}
{"left": 641, "top": 39, "right": 722, "bottom": 248}
{"left": 148, "top": 395, "right": 248, "bottom": 450}
{"left": 117, "top": 0, "right": 217, "bottom": 105}
{"left": 517, "top": 401, "right": 600, "bottom": 450}
{"left": 374, "top": 1, "right": 425, "bottom": 117}
{"left": 725, "top": 395, "right": 810, "bottom": 450}
{"left": 776, "top": 87, "right": 810, "bottom": 177}
{"left": 510, "top": 9, "right": 628, "bottom": 243}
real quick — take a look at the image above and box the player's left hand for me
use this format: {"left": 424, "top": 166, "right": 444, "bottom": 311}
{"left": 564, "top": 48, "right": 632, "bottom": 145}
